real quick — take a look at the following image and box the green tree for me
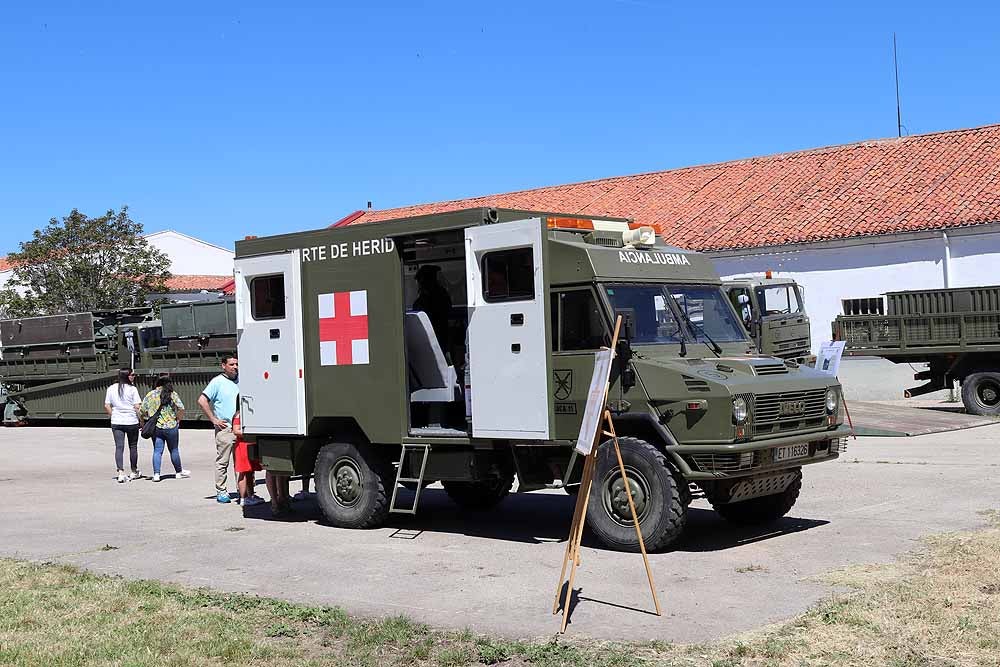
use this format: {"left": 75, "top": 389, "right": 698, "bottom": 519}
{"left": 0, "top": 207, "right": 171, "bottom": 317}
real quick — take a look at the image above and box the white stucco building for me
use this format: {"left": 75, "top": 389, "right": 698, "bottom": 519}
{"left": 345, "top": 123, "right": 1000, "bottom": 351}
{"left": 342, "top": 123, "right": 1000, "bottom": 399}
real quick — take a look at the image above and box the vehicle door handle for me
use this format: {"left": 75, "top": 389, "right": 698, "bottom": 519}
{"left": 269, "top": 329, "right": 280, "bottom": 339}
{"left": 510, "top": 313, "right": 524, "bottom": 326}
{"left": 511, "top": 343, "right": 521, "bottom": 353}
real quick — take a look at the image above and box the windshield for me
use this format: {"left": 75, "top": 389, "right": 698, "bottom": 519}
{"left": 602, "top": 284, "right": 748, "bottom": 345}
{"left": 139, "top": 326, "right": 165, "bottom": 350}
{"left": 755, "top": 284, "right": 803, "bottom": 315}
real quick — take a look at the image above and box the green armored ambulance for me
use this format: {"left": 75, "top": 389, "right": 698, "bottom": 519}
{"left": 235, "top": 208, "right": 849, "bottom": 552}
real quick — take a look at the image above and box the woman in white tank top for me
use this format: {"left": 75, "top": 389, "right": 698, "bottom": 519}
{"left": 104, "top": 369, "right": 142, "bottom": 483}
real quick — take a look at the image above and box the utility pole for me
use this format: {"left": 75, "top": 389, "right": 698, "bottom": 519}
{"left": 893, "top": 33, "right": 902, "bottom": 138}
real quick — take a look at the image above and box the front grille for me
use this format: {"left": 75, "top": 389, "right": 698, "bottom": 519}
{"left": 689, "top": 451, "right": 761, "bottom": 474}
{"left": 752, "top": 362, "right": 789, "bottom": 376}
{"left": 752, "top": 388, "right": 828, "bottom": 436}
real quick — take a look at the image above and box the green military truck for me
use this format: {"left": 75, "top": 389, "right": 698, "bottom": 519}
{"left": 235, "top": 207, "right": 849, "bottom": 552}
{"left": 832, "top": 284, "right": 1000, "bottom": 416}
{"left": 1, "top": 300, "right": 237, "bottom": 423}
{"left": 724, "top": 275, "right": 813, "bottom": 364}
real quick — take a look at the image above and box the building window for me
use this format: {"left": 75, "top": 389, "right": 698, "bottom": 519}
{"left": 251, "top": 275, "right": 286, "bottom": 320}
{"left": 482, "top": 248, "right": 534, "bottom": 302}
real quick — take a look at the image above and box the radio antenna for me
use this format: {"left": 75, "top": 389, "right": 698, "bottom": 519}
{"left": 893, "top": 32, "right": 903, "bottom": 138}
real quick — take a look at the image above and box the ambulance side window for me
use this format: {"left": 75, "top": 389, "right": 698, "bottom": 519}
{"left": 482, "top": 248, "right": 534, "bottom": 302}
{"left": 551, "top": 289, "right": 608, "bottom": 351}
{"left": 250, "top": 275, "right": 286, "bottom": 320}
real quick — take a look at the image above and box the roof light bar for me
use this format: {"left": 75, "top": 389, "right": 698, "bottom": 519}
{"left": 545, "top": 217, "right": 645, "bottom": 231}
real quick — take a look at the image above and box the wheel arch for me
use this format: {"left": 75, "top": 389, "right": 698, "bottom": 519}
{"left": 610, "top": 412, "right": 685, "bottom": 473}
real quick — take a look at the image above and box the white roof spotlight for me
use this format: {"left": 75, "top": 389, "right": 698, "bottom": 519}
{"left": 622, "top": 225, "right": 656, "bottom": 247}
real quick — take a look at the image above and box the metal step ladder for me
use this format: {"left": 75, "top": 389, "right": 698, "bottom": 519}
{"left": 389, "top": 444, "right": 430, "bottom": 514}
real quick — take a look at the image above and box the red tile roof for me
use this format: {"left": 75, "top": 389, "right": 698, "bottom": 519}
{"left": 346, "top": 124, "right": 1000, "bottom": 251}
{"left": 0, "top": 258, "right": 11, "bottom": 272}
{"left": 164, "top": 275, "right": 233, "bottom": 292}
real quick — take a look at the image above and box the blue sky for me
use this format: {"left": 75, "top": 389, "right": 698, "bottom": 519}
{"left": 1, "top": 1, "right": 998, "bottom": 255}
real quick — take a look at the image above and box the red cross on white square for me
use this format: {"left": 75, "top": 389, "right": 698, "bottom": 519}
{"left": 318, "top": 290, "right": 369, "bottom": 365}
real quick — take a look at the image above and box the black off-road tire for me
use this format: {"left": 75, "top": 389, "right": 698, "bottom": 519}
{"left": 961, "top": 372, "right": 1000, "bottom": 416}
{"left": 442, "top": 472, "right": 515, "bottom": 510}
{"left": 584, "top": 436, "right": 688, "bottom": 553}
{"left": 712, "top": 468, "right": 802, "bottom": 524}
{"left": 315, "top": 441, "right": 394, "bottom": 529}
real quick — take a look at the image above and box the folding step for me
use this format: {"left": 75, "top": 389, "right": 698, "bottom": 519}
{"left": 389, "top": 444, "right": 431, "bottom": 514}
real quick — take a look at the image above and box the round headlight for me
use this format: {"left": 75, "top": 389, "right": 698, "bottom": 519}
{"left": 825, "top": 388, "right": 839, "bottom": 413}
{"left": 732, "top": 397, "right": 748, "bottom": 423}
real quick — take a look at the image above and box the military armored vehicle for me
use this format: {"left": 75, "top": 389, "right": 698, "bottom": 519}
{"left": 1, "top": 300, "right": 236, "bottom": 423}
{"left": 832, "top": 284, "right": 1000, "bottom": 416}
{"left": 235, "top": 207, "right": 849, "bottom": 552}
{"left": 724, "top": 275, "right": 813, "bottom": 364}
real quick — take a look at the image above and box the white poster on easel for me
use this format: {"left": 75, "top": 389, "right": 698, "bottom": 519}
{"left": 575, "top": 349, "right": 614, "bottom": 455}
{"left": 816, "top": 340, "right": 846, "bottom": 377}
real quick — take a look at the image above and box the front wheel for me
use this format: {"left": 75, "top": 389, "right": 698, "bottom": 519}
{"left": 961, "top": 372, "right": 1000, "bottom": 416}
{"left": 711, "top": 469, "right": 802, "bottom": 524}
{"left": 584, "top": 436, "right": 688, "bottom": 552}
{"left": 315, "top": 441, "right": 394, "bottom": 529}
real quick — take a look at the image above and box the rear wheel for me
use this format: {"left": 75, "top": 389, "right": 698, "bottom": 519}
{"left": 584, "top": 437, "right": 688, "bottom": 552}
{"left": 443, "top": 471, "right": 514, "bottom": 510}
{"left": 961, "top": 372, "right": 1000, "bottom": 416}
{"left": 315, "top": 441, "right": 394, "bottom": 529}
{"left": 711, "top": 469, "right": 802, "bottom": 524}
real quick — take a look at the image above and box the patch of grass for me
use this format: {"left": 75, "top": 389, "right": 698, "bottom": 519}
{"left": 1, "top": 508, "right": 998, "bottom": 666}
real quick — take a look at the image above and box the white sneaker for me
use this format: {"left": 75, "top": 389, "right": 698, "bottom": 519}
{"left": 152, "top": 474, "right": 161, "bottom": 483}
{"left": 128, "top": 471, "right": 142, "bottom": 481}
{"left": 176, "top": 470, "right": 191, "bottom": 479}
{"left": 117, "top": 472, "right": 126, "bottom": 484}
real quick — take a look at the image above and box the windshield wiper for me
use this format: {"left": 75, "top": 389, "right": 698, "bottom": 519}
{"left": 674, "top": 307, "right": 723, "bottom": 357}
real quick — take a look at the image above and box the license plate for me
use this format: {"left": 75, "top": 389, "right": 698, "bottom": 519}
{"left": 774, "top": 443, "right": 810, "bottom": 461}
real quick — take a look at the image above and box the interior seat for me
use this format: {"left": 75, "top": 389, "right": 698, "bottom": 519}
{"left": 404, "top": 311, "right": 459, "bottom": 403}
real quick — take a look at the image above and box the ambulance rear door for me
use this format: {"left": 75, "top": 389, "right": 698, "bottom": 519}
{"left": 465, "top": 218, "right": 553, "bottom": 439}
{"left": 233, "top": 250, "right": 307, "bottom": 435}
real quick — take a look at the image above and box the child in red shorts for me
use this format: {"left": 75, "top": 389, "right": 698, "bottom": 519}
{"left": 232, "top": 400, "right": 264, "bottom": 507}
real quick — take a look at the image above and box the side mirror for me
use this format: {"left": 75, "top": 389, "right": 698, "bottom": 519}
{"left": 615, "top": 338, "right": 636, "bottom": 392}
{"left": 616, "top": 310, "right": 636, "bottom": 341}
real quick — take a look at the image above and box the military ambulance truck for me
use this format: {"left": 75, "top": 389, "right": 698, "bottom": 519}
{"left": 724, "top": 275, "right": 813, "bottom": 364}
{"left": 235, "top": 208, "right": 849, "bottom": 552}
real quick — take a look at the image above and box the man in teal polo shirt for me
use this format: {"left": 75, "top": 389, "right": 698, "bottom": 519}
{"left": 197, "top": 355, "right": 240, "bottom": 503}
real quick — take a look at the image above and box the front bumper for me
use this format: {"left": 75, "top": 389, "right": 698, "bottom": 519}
{"left": 666, "top": 424, "right": 852, "bottom": 480}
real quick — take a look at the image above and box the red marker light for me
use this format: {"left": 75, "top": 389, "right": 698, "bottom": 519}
{"left": 263, "top": 371, "right": 269, "bottom": 380}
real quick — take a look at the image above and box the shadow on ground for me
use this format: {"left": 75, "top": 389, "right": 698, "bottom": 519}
{"left": 241, "top": 487, "right": 829, "bottom": 552}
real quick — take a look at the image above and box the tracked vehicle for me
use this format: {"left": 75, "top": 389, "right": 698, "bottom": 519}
{"left": 235, "top": 208, "right": 849, "bottom": 551}
{"left": 1, "top": 300, "right": 236, "bottom": 422}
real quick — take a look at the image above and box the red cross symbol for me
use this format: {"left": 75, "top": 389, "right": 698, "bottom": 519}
{"left": 318, "top": 290, "right": 369, "bottom": 365}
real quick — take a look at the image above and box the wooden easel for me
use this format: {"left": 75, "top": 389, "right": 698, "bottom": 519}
{"left": 552, "top": 317, "right": 661, "bottom": 633}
